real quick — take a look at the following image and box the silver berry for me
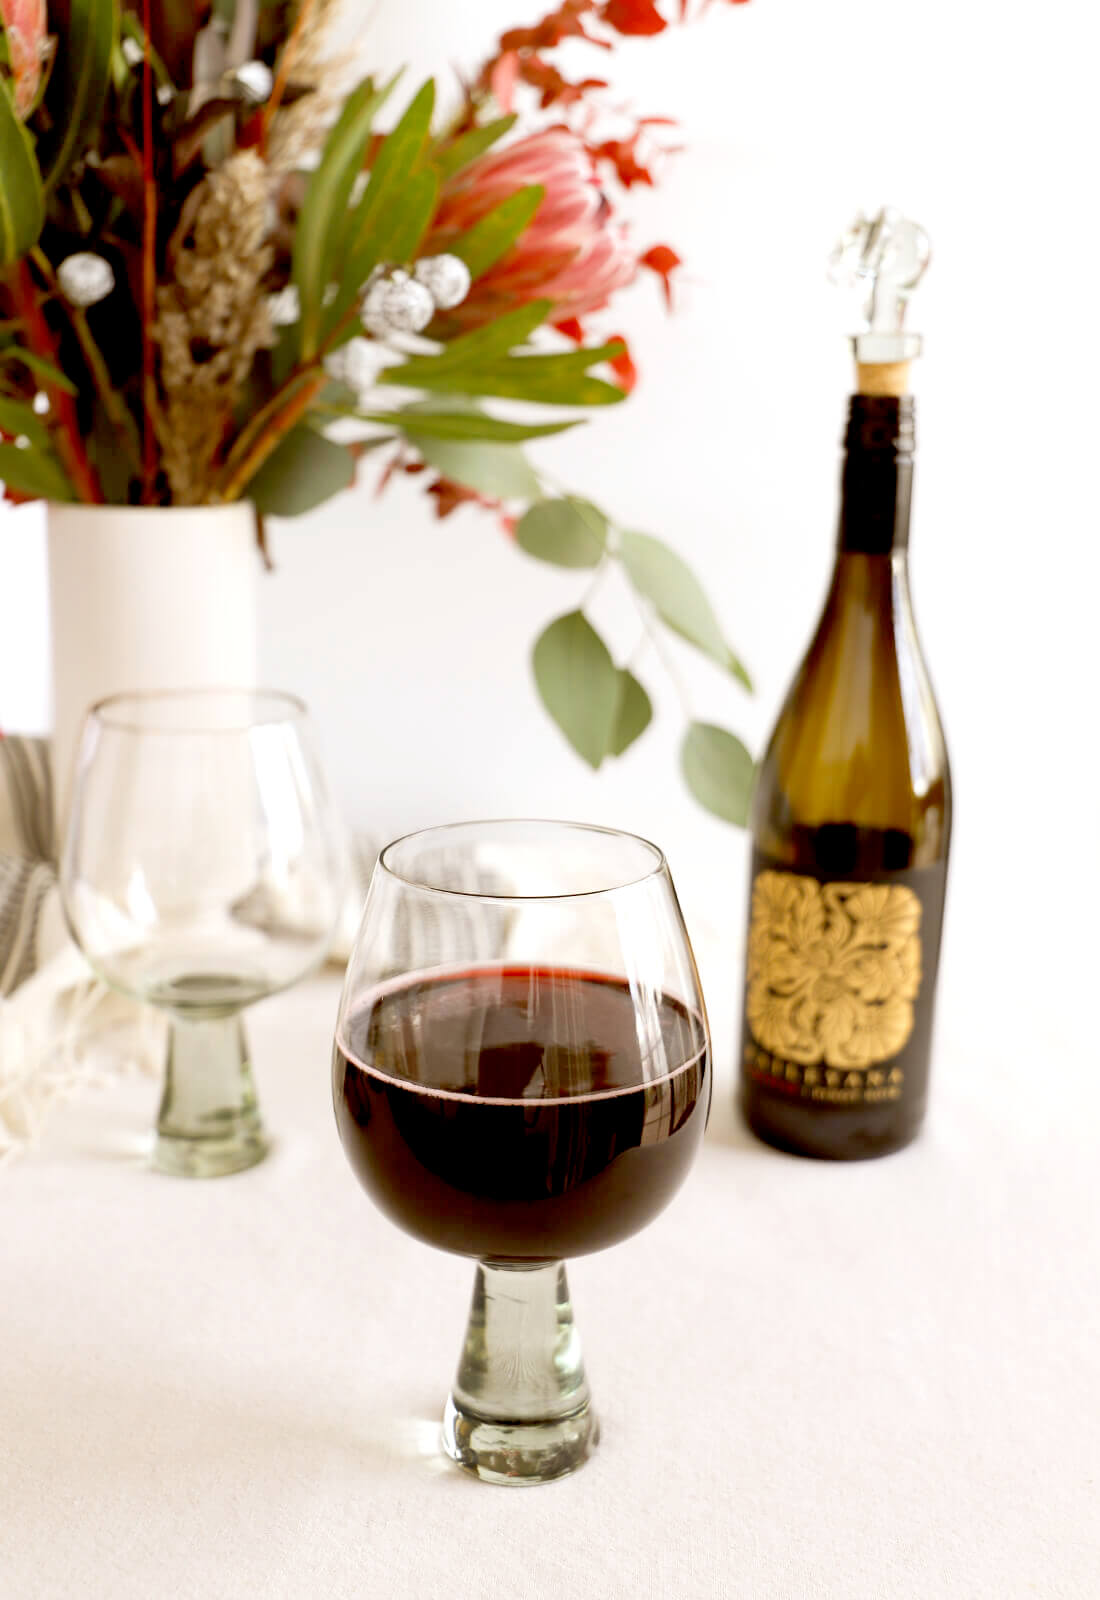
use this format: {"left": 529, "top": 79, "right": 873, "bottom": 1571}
{"left": 324, "top": 338, "right": 385, "bottom": 407}
{"left": 413, "top": 254, "right": 472, "bottom": 311}
{"left": 361, "top": 269, "right": 435, "bottom": 338}
{"left": 233, "top": 60, "right": 274, "bottom": 106}
{"left": 57, "top": 253, "right": 115, "bottom": 309}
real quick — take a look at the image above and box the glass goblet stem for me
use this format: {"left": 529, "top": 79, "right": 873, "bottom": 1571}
{"left": 154, "top": 1013, "right": 267, "bottom": 1179}
{"left": 442, "top": 1259, "right": 599, "bottom": 1486}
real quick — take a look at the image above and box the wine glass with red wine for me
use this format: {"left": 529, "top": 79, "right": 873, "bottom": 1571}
{"left": 332, "top": 820, "right": 710, "bottom": 1485}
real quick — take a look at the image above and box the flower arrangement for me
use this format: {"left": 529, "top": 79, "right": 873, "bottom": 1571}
{"left": 0, "top": 0, "right": 753, "bottom": 820}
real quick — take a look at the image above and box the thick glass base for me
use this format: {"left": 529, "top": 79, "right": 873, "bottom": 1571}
{"left": 442, "top": 1392, "right": 599, "bottom": 1487}
{"left": 154, "top": 1122, "right": 268, "bottom": 1179}
{"left": 154, "top": 1012, "right": 268, "bottom": 1179}
{"left": 442, "top": 1259, "right": 598, "bottom": 1486}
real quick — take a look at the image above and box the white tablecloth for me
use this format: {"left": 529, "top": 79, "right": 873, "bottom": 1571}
{"left": 3, "top": 973, "right": 1096, "bottom": 1600}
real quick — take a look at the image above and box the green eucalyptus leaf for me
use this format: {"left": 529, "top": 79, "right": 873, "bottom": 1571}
{"left": 681, "top": 722, "right": 755, "bottom": 826}
{"left": 515, "top": 497, "right": 607, "bottom": 569}
{"left": 363, "top": 409, "right": 579, "bottom": 443}
{"left": 245, "top": 425, "right": 357, "bottom": 518}
{"left": 0, "top": 396, "right": 50, "bottom": 451}
{"left": 445, "top": 185, "right": 544, "bottom": 281}
{"left": 610, "top": 669, "right": 653, "bottom": 757}
{"left": 432, "top": 115, "right": 517, "bottom": 180}
{"left": 620, "top": 529, "right": 752, "bottom": 690}
{"left": 41, "top": 0, "right": 119, "bottom": 193}
{"left": 0, "top": 79, "right": 44, "bottom": 265}
{"left": 410, "top": 436, "right": 540, "bottom": 500}
{"left": 293, "top": 74, "right": 399, "bottom": 359}
{"left": 532, "top": 610, "right": 620, "bottom": 770}
{"left": 0, "top": 442, "right": 73, "bottom": 502}
{"left": 0, "top": 349, "right": 79, "bottom": 395}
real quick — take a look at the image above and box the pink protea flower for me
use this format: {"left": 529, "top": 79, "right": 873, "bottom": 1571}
{"left": 428, "top": 129, "right": 637, "bottom": 328}
{"left": 0, "top": 0, "right": 50, "bottom": 119}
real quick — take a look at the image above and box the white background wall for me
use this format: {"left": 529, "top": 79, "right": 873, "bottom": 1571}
{"left": 2, "top": 0, "right": 1098, "bottom": 1061}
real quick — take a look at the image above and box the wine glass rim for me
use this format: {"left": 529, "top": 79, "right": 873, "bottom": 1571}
{"left": 378, "top": 819, "right": 669, "bottom": 902}
{"left": 87, "top": 687, "right": 309, "bottom": 735}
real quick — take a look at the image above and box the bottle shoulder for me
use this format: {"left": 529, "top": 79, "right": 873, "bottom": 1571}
{"left": 753, "top": 562, "right": 950, "bottom": 864}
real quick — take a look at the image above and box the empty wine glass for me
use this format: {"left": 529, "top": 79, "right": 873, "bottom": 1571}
{"left": 332, "top": 820, "right": 710, "bottom": 1485}
{"left": 61, "top": 689, "right": 345, "bottom": 1178}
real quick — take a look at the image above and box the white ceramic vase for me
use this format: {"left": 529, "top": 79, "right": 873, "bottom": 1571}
{"left": 46, "top": 502, "right": 259, "bottom": 838}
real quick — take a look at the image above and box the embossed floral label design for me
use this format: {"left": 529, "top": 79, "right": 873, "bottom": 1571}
{"left": 745, "top": 871, "right": 923, "bottom": 1070}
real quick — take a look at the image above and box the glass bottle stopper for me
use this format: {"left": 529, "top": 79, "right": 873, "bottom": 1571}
{"left": 828, "top": 208, "right": 931, "bottom": 394}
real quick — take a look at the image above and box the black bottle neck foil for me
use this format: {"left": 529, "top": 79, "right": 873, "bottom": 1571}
{"left": 837, "top": 395, "right": 915, "bottom": 555}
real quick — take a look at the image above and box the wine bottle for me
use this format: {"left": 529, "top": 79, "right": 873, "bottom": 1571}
{"left": 739, "top": 211, "right": 951, "bottom": 1160}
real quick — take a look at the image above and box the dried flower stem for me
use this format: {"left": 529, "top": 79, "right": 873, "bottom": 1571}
{"left": 11, "top": 262, "right": 102, "bottom": 504}
{"left": 262, "top": 0, "right": 320, "bottom": 147}
{"left": 154, "top": 150, "right": 276, "bottom": 503}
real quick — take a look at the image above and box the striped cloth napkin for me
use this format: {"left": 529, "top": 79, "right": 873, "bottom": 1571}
{"left": 0, "top": 737, "right": 58, "bottom": 996}
{"left": 0, "top": 735, "right": 168, "bottom": 1161}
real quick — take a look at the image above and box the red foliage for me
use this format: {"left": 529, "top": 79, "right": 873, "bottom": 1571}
{"left": 554, "top": 316, "right": 586, "bottom": 342}
{"left": 600, "top": 0, "right": 668, "bottom": 36}
{"left": 488, "top": 47, "right": 612, "bottom": 113}
{"left": 640, "top": 243, "right": 682, "bottom": 307}
{"left": 488, "top": 51, "right": 520, "bottom": 110}
{"left": 499, "top": 1, "right": 609, "bottom": 51}
{"left": 587, "top": 129, "right": 658, "bottom": 188}
{"left": 426, "top": 477, "right": 502, "bottom": 520}
{"left": 606, "top": 334, "right": 638, "bottom": 392}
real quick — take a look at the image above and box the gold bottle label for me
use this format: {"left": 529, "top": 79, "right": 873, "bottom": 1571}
{"left": 744, "top": 869, "right": 927, "bottom": 1105}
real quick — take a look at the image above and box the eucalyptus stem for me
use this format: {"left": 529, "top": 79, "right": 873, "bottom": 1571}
{"left": 214, "top": 302, "right": 368, "bottom": 502}
{"left": 617, "top": 559, "right": 695, "bottom": 722}
{"left": 577, "top": 554, "right": 610, "bottom": 617}
{"left": 30, "top": 248, "right": 142, "bottom": 476}
{"left": 218, "top": 372, "right": 328, "bottom": 503}
{"left": 213, "top": 367, "right": 322, "bottom": 498}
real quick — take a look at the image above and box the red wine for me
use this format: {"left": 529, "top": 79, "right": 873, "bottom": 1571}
{"left": 333, "top": 966, "right": 709, "bottom": 1262}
